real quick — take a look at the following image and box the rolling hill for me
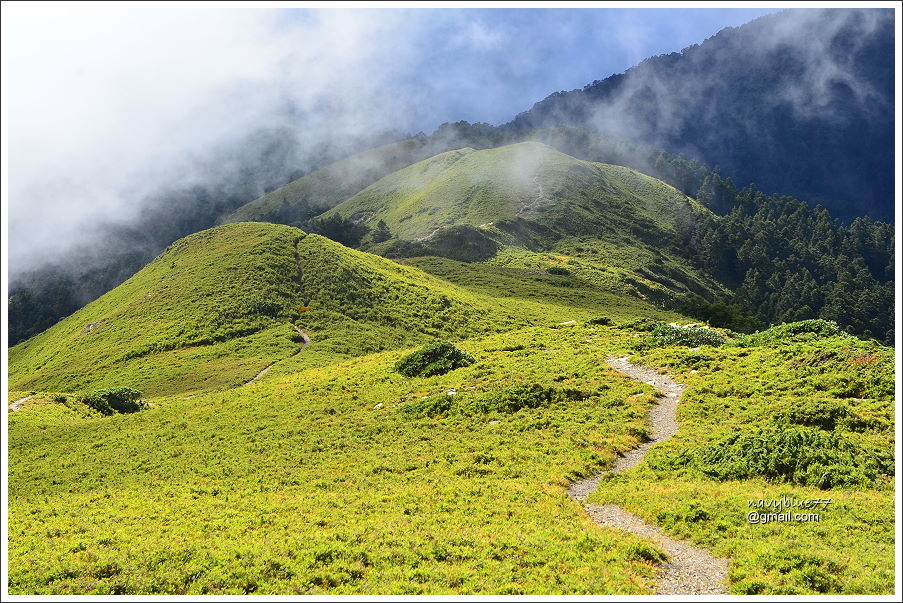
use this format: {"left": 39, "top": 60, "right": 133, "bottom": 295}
{"left": 323, "top": 142, "right": 706, "bottom": 246}
{"left": 221, "top": 137, "right": 437, "bottom": 226}
{"left": 7, "top": 196, "right": 894, "bottom": 596}
{"left": 8, "top": 221, "right": 688, "bottom": 397}
{"left": 507, "top": 9, "right": 895, "bottom": 223}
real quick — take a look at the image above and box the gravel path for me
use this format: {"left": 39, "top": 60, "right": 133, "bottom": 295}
{"left": 9, "top": 395, "right": 34, "bottom": 412}
{"left": 243, "top": 326, "right": 310, "bottom": 387}
{"left": 568, "top": 355, "right": 729, "bottom": 595}
{"left": 517, "top": 176, "right": 554, "bottom": 216}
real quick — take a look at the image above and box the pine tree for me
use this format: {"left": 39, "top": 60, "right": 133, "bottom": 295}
{"left": 372, "top": 219, "right": 392, "bottom": 243}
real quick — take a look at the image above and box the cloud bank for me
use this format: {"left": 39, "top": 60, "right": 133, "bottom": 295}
{"left": 5, "top": 6, "right": 781, "bottom": 276}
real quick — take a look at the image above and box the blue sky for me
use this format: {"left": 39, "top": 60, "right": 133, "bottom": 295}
{"left": 5, "top": 5, "right": 782, "bottom": 269}
{"left": 278, "top": 7, "right": 782, "bottom": 131}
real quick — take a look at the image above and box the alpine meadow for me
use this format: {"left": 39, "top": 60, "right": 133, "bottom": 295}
{"left": 4, "top": 6, "right": 897, "bottom": 597}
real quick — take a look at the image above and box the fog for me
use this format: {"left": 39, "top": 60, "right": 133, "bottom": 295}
{"left": 5, "top": 6, "right": 784, "bottom": 279}
{"left": 576, "top": 8, "right": 891, "bottom": 147}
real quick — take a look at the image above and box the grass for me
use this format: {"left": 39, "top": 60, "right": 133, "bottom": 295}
{"left": 8, "top": 223, "right": 306, "bottom": 397}
{"left": 587, "top": 330, "right": 895, "bottom": 594}
{"left": 222, "top": 138, "right": 435, "bottom": 224}
{"left": 8, "top": 319, "right": 894, "bottom": 594}
{"left": 9, "top": 222, "right": 686, "bottom": 397}
{"left": 325, "top": 142, "right": 709, "bottom": 251}
{"left": 6, "top": 143, "right": 895, "bottom": 594}
{"left": 9, "top": 324, "right": 671, "bottom": 594}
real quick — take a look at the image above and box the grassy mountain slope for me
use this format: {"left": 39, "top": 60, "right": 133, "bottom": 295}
{"left": 7, "top": 141, "right": 894, "bottom": 595}
{"left": 319, "top": 141, "right": 726, "bottom": 309}
{"left": 8, "top": 222, "right": 685, "bottom": 397}
{"left": 8, "top": 322, "right": 893, "bottom": 594}
{"left": 324, "top": 141, "right": 706, "bottom": 246}
{"left": 8, "top": 223, "right": 307, "bottom": 397}
{"left": 221, "top": 137, "right": 435, "bottom": 225}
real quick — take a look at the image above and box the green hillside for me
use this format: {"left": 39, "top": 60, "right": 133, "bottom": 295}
{"left": 7, "top": 146, "right": 894, "bottom": 595}
{"left": 8, "top": 222, "right": 684, "bottom": 397}
{"left": 221, "top": 137, "right": 435, "bottom": 225}
{"left": 8, "top": 223, "right": 306, "bottom": 397}
{"left": 8, "top": 321, "right": 894, "bottom": 594}
{"left": 324, "top": 141, "right": 705, "bottom": 247}
{"left": 316, "top": 141, "right": 725, "bottom": 311}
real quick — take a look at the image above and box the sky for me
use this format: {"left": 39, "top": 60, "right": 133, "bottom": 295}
{"left": 3, "top": 5, "right": 780, "bottom": 275}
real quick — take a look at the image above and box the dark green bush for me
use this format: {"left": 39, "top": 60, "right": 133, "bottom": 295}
{"left": 78, "top": 387, "right": 147, "bottom": 415}
{"left": 394, "top": 341, "right": 475, "bottom": 378}
{"left": 401, "top": 384, "right": 587, "bottom": 419}
{"left": 676, "top": 352, "right": 714, "bottom": 368}
{"left": 641, "top": 324, "right": 727, "bottom": 348}
{"left": 461, "top": 384, "right": 585, "bottom": 414}
{"left": 779, "top": 399, "right": 854, "bottom": 431}
{"left": 587, "top": 316, "right": 612, "bottom": 326}
{"left": 401, "top": 393, "right": 456, "bottom": 418}
{"left": 547, "top": 266, "right": 571, "bottom": 276}
{"left": 625, "top": 542, "right": 668, "bottom": 563}
{"left": 735, "top": 320, "right": 847, "bottom": 347}
{"left": 659, "top": 426, "right": 893, "bottom": 488}
{"left": 617, "top": 317, "right": 664, "bottom": 332}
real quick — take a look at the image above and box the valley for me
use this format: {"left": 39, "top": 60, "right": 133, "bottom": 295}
{"left": 7, "top": 143, "right": 894, "bottom": 594}
{"left": 5, "top": 8, "right": 896, "bottom": 595}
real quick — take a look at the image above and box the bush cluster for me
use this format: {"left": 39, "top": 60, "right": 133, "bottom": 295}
{"left": 661, "top": 426, "right": 892, "bottom": 488}
{"left": 78, "top": 387, "right": 147, "bottom": 415}
{"left": 586, "top": 316, "right": 612, "bottom": 326}
{"left": 643, "top": 324, "right": 727, "bottom": 348}
{"left": 546, "top": 266, "right": 571, "bottom": 276}
{"left": 401, "top": 383, "right": 587, "bottom": 419}
{"left": 735, "top": 319, "right": 847, "bottom": 347}
{"left": 394, "top": 341, "right": 475, "bottom": 378}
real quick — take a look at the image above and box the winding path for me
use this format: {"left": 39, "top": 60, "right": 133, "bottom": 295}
{"left": 517, "top": 176, "right": 553, "bottom": 216}
{"left": 9, "top": 395, "right": 34, "bottom": 412}
{"left": 244, "top": 238, "right": 314, "bottom": 387}
{"left": 568, "top": 355, "right": 729, "bottom": 595}
{"left": 243, "top": 326, "right": 310, "bottom": 387}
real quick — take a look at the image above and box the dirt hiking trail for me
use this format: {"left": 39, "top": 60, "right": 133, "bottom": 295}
{"left": 568, "top": 355, "right": 729, "bottom": 595}
{"left": 9, "top": 395, "right": 34, "bottom": 412}
{"left": 243, "top": 326, "right": 310, "bottom": 387}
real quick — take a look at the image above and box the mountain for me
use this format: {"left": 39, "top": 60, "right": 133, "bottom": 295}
{"left": 507, "top": 8, "right": 895, "bottom": 223}
{"left": 9, "top": 223, "right": 307, "bottom": 396}
{"left": 221, "top": 137, "right": 437, "bottom": 225}
{"left": 7, "top": 130, "right": 894, "bottom": 600}
{"left": 8, "top": 221, "right": 686, "bottom": 397}
{"left": 324, "top": 142, "right": 706, "bottom": 244}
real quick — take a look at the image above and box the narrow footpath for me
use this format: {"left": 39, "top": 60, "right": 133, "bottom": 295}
{"left": 568, "top": 355, "right": 729, "bottom": 595}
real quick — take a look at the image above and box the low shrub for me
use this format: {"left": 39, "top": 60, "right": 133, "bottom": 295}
{"left": 778, "top": 399, "right": 854, "bottom": 431}
{"left": 587, "top": 316, "right": 612, "bottom": 326}
{"left": 659, "top": 426, "right": 893, "bottom": 488}
{"left": 641, "top": 324, "right": 727, "bottom": 348}
{"left": 394, "top": 341, "right": 475, "bottom": 378}
{"left": 735, "top": 320, "right": 847, "bottom": 347}
{"left": 547, "top": 266, "right": 571, "bottom": 276}
{"left": 675, "top": 352, "right": 714, "bottom": 368}
{"left": 78, "top": 387, "right": 147, "bottom": 415}
{"left": 401, "top": 384, "right": 587, "bottom": 419}
{"left": 461, "top": 384, "right": 586, "bottom": 415}
{"left": 625, "top": 542, "right": 668, "bottom": 563}
{"left": 400, "top": 393, "right": 456, "bottom": 418}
